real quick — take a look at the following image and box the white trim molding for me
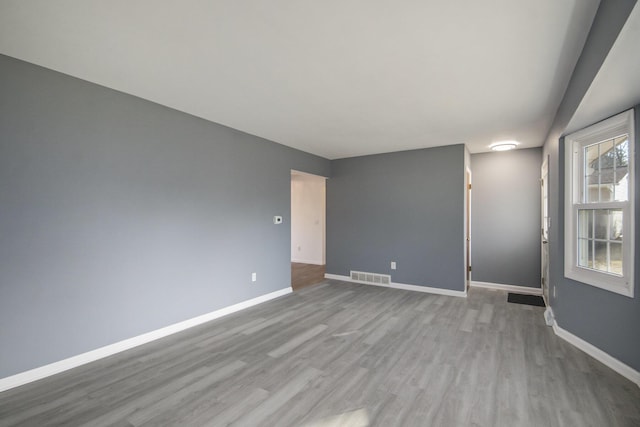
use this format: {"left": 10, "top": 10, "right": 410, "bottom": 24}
{"left": 470, "top": 281, "right": 543, "bottom": 296}
{"left": 546, "top": 306, "right": 640, "bottom": 388}
{"left": 325, "top": 273, "right": 467, "bottom": 298}
{"left": 0, "top": 287, "right": 292, "bottom": 393}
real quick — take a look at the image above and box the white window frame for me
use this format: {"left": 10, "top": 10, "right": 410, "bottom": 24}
{"left": 564, "top": 109, "right": 635, "bottom": 298}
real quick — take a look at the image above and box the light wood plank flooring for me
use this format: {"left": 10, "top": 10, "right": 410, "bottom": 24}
{"left": 291, "top": 263, "right": 325, "bottom": 290}
{"left": 1, "top": 281, "right": 639, "bottom": 426}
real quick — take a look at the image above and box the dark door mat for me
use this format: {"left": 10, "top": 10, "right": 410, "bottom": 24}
{"left": 507, "top": 293, "right": 545, "bottom": 307}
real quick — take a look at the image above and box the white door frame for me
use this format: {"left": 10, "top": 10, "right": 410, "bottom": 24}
{"left": 541, "top": 156, "right": 550, "bottom": 305}
{"left": 466, "top": 167, "right": 472, "bottom": 289}
{"left": 290, "top": 170, "right": 327, "bottom": 266}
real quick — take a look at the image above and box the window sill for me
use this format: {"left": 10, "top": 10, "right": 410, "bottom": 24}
{"left": 564, "top": 266, "right": 634, "bottom": 298}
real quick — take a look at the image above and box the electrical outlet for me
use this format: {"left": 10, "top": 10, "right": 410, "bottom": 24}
{"left": 391, "top": 261, "right": 396, "bottom": 270}
{"left": 251, "top": 272, "right": 257, "bottom": 282}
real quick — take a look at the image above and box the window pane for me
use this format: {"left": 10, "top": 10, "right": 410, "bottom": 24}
{"left": 614, "top": 169, "right": 629, "bottom": 201}
{"left": 599, "top": 139, "right": 615, "bottom": 202}
{"left": 577, "top": 209, "right": 624, "bottom": 275}
{"left": 594, "top": 210, "right": 608, "bottom": 240}
{"left": 594, "top": 241, "right": 607, "bottom": 272}
{"left": 614, "top": 136, "right": 628, "bottom": 168}
{"left": 585, "top": 144, "right": 599, "bottom": 203}
{"left": 583, "top": 137, "right": 629, "bottom": 204}
{"left": 577, "top": 210, "right": 591, "bottom": 238}
{"left": 610, "top": 242, "right": 623, "bottom": 275}
{"left": 613, "top": 135, "right": 629, "bottom": 201}
{"left": 610, "top": 209, "right": 623, "bottom": 240}
{"left": 600, "top": 184, "right": 613, "bottom": 202}
{"left": 599, "top": 138, "right": 615, "bottom": 168}
{"left": 578, "top": 238, "right": 590, "bottom": 268}
{"left": 586, "top": 174, "right": 599, "bottom": 203}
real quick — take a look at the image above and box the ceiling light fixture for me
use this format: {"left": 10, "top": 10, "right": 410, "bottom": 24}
{"left": 490, "top": 141, "right": 520, "bottom": 151}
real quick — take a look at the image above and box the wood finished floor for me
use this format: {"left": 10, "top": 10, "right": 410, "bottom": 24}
{"left": 1, "top": 281, "right": 639, "bottom": 426}
{"left": 291, "top": 263, "right": 326, "bottom": 290}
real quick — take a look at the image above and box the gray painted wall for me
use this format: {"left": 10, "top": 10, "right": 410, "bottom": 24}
{"left": 0, "top": 54, "right": 330, "bottom": 378}
{"left": 326, "top": 145, "right": 466, "bottom": 291}
{"left": 542, "top": 0, "right": 640, "bottom": 373}
{"left": 470, "top": 148, "right": 542, "bottom": 288}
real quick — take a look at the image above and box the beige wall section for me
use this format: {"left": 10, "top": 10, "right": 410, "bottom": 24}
{"left": 291, "top": 171, "right": 326, "bottom": 265}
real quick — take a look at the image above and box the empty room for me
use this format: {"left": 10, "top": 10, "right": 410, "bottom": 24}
{"left": 1, "top": 1, "right": 639, "bottom": 426}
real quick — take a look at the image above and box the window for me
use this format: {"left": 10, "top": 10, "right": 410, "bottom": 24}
{"left": 565, "top": 109, "right": 635, "bottom": 297}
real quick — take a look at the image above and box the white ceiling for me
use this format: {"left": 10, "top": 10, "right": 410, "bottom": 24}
{"left": 0, "top": 1, "right": 600, "bottom": 158}
{"left": 566, "top": 3, "right": 640, "bottom": 135}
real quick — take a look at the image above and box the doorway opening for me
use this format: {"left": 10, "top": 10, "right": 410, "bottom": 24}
{"left": 291, "top": 170, "right": 326, "bottom": 290}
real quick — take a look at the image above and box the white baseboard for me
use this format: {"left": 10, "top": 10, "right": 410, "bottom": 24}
{"left": 324, "top": 274, "right": 467, "bottom": 298}
{"left": 470, "top": 281, "right": 543, "bottom": 295}
{"left": 291, "top": 258, "right": 325, "bottom": 266}
{"left": 543, "top": 307, "right": 554, "bottom": 326}
{"left": 0, "top": 287, "right": 292, "bottom": 393}
{"left": 547, "top": 307, "right": 640, "bottom": 388}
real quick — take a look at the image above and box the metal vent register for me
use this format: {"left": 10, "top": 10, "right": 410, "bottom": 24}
{"left": 350, "top": 271, "right": 391, "bottom": 285}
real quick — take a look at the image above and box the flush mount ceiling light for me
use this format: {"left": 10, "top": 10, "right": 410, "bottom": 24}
{"left": 489, "top": 141, "right": 520, "bottom": 151}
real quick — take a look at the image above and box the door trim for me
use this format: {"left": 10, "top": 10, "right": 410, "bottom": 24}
{"left": 541, "top": 156, "right": 550, "bottom": 304}
{"left": 466, "top": 168, "right": 472, "bottom": 289}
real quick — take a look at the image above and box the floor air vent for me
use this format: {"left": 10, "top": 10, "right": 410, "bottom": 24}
{"left": 350, "top": 271, "right": 391, "bottom": 285}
